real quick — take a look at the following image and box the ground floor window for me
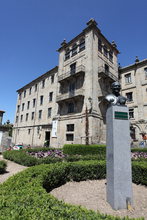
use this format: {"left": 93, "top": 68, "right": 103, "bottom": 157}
{"left": 129, "top": 108, "right": 134, "bottom": 119}
{"left": 67, "top": 124, "right": 74, "bottom": 131}
{"left": 66, "top": 133, "right": 74, "bottom": 141}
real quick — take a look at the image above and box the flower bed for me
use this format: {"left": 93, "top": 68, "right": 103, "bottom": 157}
{"left": 132, "top": 152, "right": 147, "bottom": 160}
{"left": 28, "top": 149, "right": 66, "bottom": 159}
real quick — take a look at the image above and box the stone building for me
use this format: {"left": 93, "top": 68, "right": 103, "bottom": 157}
{"left": 0, "top": 110, "right": 11, "bottom": 152}
{"left": 12, "top": 19, "right": 119, "bottom": 147}
{"left": 119, "top": 58, "right": 147, "bottom": 143}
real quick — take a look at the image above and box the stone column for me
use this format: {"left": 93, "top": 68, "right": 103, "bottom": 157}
{"left": 106, "top": 105, "right": 133, "bottom": 210}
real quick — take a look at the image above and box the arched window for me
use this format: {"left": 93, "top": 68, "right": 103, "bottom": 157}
{"left": 79, "top": 38, "right": 85, "bottom": 51}
{"left": 65, "top": 48, "right": 70, "bottom": 60}
{"left": 72, "top": 43, "right": 77, "bottom": 56}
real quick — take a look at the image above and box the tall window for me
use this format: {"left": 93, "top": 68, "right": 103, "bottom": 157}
{"left": 42, "top": 79, "right": 45, "bottom": 88}
{"left": 26, "top": 113, "right": 29, "bottom": 121}
{"left": 22, "top": 103, "right": 25, "bottom": 111}
{"left": 72, "top": 43, "right": 77, "bottom": 56}
{"left": 17, "top": 105, "right": 20, "bottom": 113}
{"left": 33, "top": 99, "right": 36, "bottom": 108}
{"left": 98, "top": 39, "right": 102, "bottom": 52}
{"left": 105, "top": 64, "right": 109, "bottom": 74}
{"left": 126, "top": 92, "right": 133, "bottom": 102}
{"left": 16, "top": 116, "right": 18, "bottom": 123}
{"left": 31, "top": 112, "right": 34, "bottom": 120}
{"left": 79, "top": 38, "right": 85, "bottom": 51}
{"left": 69, "top": 82, "right": 75, "bottom": 96}
{"left": 40, "top": 96, "right": 44, "bottom": 105}
{"left": 51, "top": 75, "right": 54, "bottom": 84}
{"left": 24, "top": 90, "right": 26, "bottom": 98}
{"left": 70, "top": 63, "right": 76, "bottom": 74}
{"left": 144, "top": 68, "right": 147, "bottom": 79}
{"left": 48, "top": 108, "right": 52, "bottom": 118}
{"left": 109, "top": 50, "right": 113, "bottom": 62}
{"left": 125, "top": 73, "right": 132, "bottom": 84}
{"left": 68, "top": 102, "right": 75, "bottom": 113}
{"left": 27, "top": 101, "right": 30, "bottom": 110}
{"left": 49, "top": 92, "right": 53, "bottom": 102}
{"left": 35, "top": 84, "right": 37, "bottom": 92}
{"left": 103, "top": 45, "right": 108, "bottom": 57}
{"left": 39, "top": 110, "right": 42, "bottom": 119}
{"left": 29, "top": 87, "right": 32, "bottom": 95}
{"left": 65, "top": 48, "right": 70, "bottom": 60}
{"left": 20, "top": 115, "right": 23, "bottom": 122}
{"left": 28, "top": 129, "right": 31, "bottom": 135}
{"left": 129, "top": 108, "right": 134, "bottom": 119}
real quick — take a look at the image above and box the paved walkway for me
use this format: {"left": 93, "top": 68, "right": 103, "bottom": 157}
{"left": 0, "top": 154, "right": 27, "bottom": 184}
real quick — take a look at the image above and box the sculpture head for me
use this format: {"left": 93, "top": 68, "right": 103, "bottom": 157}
{"left": 111, "top": 81, "right": 121, "bottom": 96}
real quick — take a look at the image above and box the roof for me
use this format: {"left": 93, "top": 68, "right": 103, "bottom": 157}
{"left": 58, "top": 19, "right": 119, "bottom": 54}
{"left": 119, "top": 59, "right": 147, "bottom": 73}
{"left": 0, "top": 110, "right": 5, "bottom": 113}
{"left": 17, "top": 66, "right": 58, "bottom": 93}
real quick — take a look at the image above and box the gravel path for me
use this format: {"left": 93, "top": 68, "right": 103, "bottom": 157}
{"left": 50, "top": 179, "right": 147, "bottom": 219}
{"left": 0, "top": 155, "right": 27, "bottom": 184}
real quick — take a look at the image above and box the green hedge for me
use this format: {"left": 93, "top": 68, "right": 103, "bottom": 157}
{"left": 3, "top": 150, "right": 38, "bottom": 166}
{"left": 63, "top": 144, "right": 106, "bottom": 155}
{"left": 0, "top": 160, "right": 145, "bottom": 220}
{"left": 131, "top": 148, "right": 147, "bottom": 153}
{"left": 132, "top": 161, "right": 147, "bottom": 185}
{"left": 0, "top": 160, "right": 7, "bottom": 174}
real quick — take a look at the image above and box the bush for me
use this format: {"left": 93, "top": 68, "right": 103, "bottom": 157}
{"left": 132, "top": 148, "right": 147, "bottom": 153}
{"left": 0, "top": 160, "right": 7, "bottom": 174}
{"left": 3, "top": 150, "right": 38, "bottom": 166}
{"left": 63, "top": 144, "right": 106, "bottom": 155}
{"left": 0, "top": 160, "right": 144, "bottom": 220}
{"left": 132, "top": 161, "right": 147, "bottom": 185}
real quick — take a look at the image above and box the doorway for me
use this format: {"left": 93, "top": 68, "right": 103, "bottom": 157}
{"left": 45, "top": 131, "right": 50, "bottom": 147}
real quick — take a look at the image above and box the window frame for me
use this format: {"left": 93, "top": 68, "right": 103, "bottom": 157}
{"left": 67, "top": 124, "right": 74, "bottom": 131}
{"left": 125, "top": 73, "right": 132, "bottom": 84}
{"left": 66, "top": 133, "right": 74, "bottom": 141}
{"left": 129, "top": 108, "right": 134, "bottom": 119}
{"left": 126, "top": 92, "right": 133, "bottom": 102}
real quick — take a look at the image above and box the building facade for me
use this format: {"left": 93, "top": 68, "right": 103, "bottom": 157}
{"left": 120, "top": 58, "right": 147, "bottom": 143}
{"left": 12, "top": 19, "right": 119, "bottom": 147}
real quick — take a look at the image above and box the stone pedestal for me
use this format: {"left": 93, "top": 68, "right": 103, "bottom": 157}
{"left": 106, "top": 105, "right": 133, "bottom": 210}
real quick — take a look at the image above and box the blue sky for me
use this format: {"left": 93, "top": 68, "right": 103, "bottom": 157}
{"left": 0, "top": 0, "right": 147, "bottom": 123}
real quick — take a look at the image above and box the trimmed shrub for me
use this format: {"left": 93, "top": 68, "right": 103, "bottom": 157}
{"left": 132, "top": 148, "right": 147, "bottom": 153}
{"left": 3, "top": 150, "right": 38, "bottom": 166}
{"left": 63, "top": 144, "right": 106, "bottom": 155}
{"left": 0, "top": 160, "right": 7, "bottom": 174}
{"left": 0, "top": 160, "right": 144, "bottom": 220}
{"left": 132, "top": 161, "right": 147, "bottom": 185}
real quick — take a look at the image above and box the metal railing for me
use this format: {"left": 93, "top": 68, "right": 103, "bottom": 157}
{"left": 58, "top": 65, "right": 85, "bottom": 82}
{"left": 98, "top": 66, "right": 118, "bottom": 81}
{"left": 56, "top": 88, "right": 84, "bottom": 102}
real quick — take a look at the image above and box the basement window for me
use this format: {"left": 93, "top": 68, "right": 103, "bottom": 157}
{"left": 66, "top": 133, "right": 74, "bottom": 141}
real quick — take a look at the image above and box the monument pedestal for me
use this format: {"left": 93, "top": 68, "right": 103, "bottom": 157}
{"left": 106, "top": 105, "right": 133, "bottom": 210}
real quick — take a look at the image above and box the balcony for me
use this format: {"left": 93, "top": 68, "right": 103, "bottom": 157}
{"left": 58, "top": 65, "right": 85, "bottom": 82}
{"left": 98, "top": 66, "right": 118, "bottom": 81}
{"left": 56, "top": 88, "right": 84, "bottom": 102}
